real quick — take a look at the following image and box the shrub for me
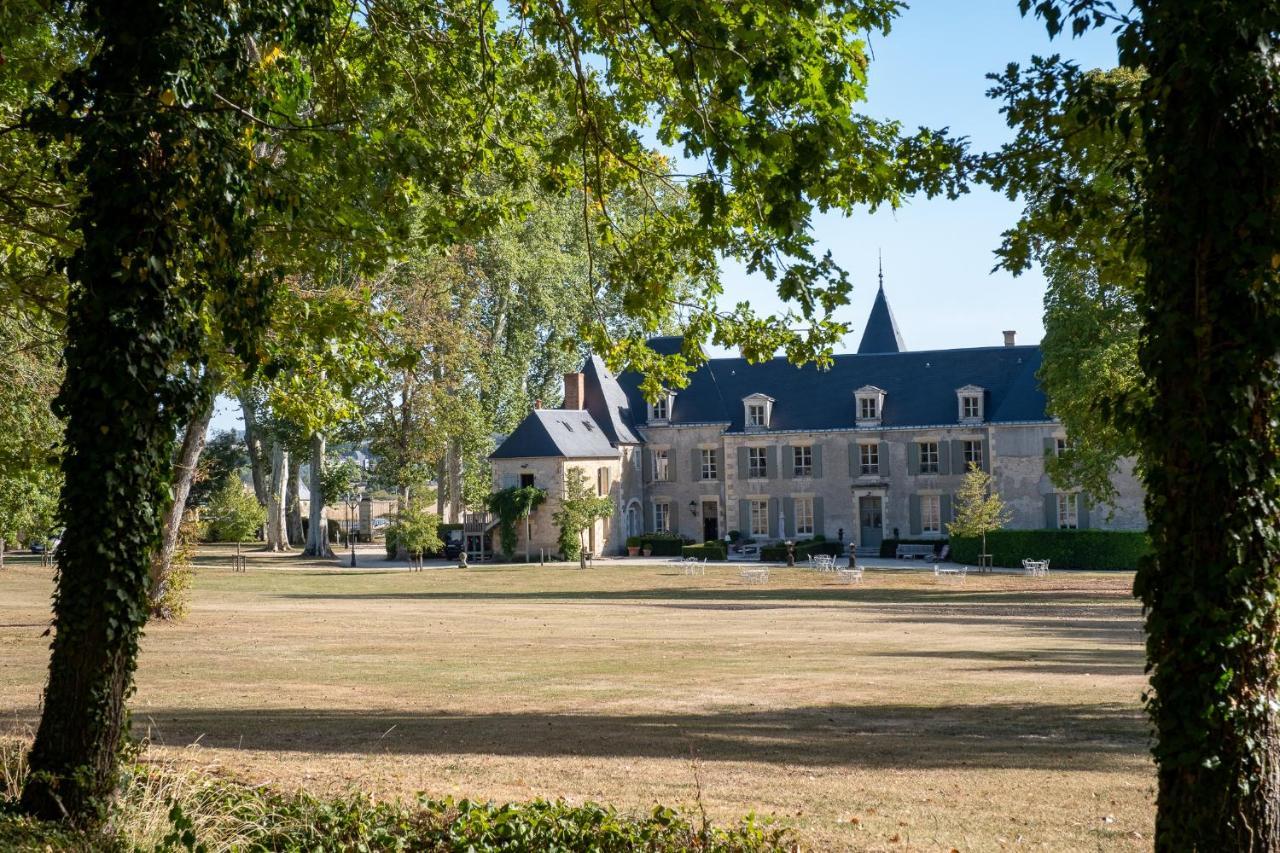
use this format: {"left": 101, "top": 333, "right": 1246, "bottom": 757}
{"left": 201, "top": 475, "right": 263, "bottom": 543}
{"left": 950, "top": 529, "right": 1151, "bottom": 569}
{"left": 878, "top": 538, "right": 947, "bottom": 559}
{"left": 681, "top": 542, "right": 727, "bottom": 561}
{"left": 637, "top": 533, "right": 691, "bottom": 556}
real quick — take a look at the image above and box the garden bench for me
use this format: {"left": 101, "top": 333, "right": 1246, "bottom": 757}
{"left": 896, "top": 544, "right": 935, "bottom": 560}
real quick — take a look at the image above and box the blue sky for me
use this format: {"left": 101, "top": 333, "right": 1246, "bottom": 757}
{"left": 713, "top": 0, "right": 1119, "bottom": 355}
{"left": 209, "top": 3, "right": 1118, "bottom": 433}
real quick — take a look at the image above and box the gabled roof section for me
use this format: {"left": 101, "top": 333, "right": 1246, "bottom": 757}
{"left": 857, "top": 284, "right": 907, "bottom": 354}
{"left": 490, "top": 410, "right": 620, "bottom": 459}
{"left": 582, "top": 354, "right": 641, "bottom": 445}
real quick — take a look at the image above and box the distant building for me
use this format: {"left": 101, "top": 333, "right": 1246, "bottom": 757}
{"left": 490, "top": 282, "right": 1145, "bottom": 557}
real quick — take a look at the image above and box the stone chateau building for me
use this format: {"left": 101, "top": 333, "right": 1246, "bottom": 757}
{"left": 490, "top": 283, "right": 1145, "bottom": 557}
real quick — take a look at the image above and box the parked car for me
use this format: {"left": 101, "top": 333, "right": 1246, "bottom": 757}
{"left": 29, "top": 530, "right": 62, "bottom": 554}
{"left": 443, "top": 540, "right": 463, "bottom": 560}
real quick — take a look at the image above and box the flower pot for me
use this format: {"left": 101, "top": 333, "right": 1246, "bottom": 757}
{"left": 642, "top": 547, "right": 652, "bottom": 557}
{"left": 627, "top": 546, "right": 640, "bottom": 557}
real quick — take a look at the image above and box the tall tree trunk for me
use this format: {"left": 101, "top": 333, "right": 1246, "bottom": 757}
{"left": 448, "top": 437, "right": 462, "bottom": 522}
{"left": 149, "top": 385, "right": 216, "bottom": 615}
{"left": 264, "top": 442, "right": 288, "bottom": 551}
{"left": 304, "top": 432, "right": 332, "bottom": 557}
{"left": 1134, "top": 5, "right": 1280, "bottom": 848}
{"left": 285, "top": 452, "right": 304, "bottom": 546}
{"left": 239, "top": 391, "right": 268, "bottom": 506}
{"left": 435, "top": 455, "right": 446, "bottom": 519}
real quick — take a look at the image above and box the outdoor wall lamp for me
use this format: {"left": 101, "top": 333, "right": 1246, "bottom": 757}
{"left": 689, "top": 500, "right": 698, "bottom": 516}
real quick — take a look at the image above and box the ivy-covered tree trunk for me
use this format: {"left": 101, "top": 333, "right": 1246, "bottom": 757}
{"left": 1133, "top": 2, "right": 1280, "bottom": 847}
{"left": 149, "top": 386, "right": 215, "bottom": 615}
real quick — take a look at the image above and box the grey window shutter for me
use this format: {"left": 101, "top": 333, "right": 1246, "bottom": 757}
{"left": 692, "top": 448, "right": 701, "bottom": 481}
{"left": 502, "top": 473, "right": 517, "bottom": 489}
{"left": 848, "top": 443, "right": 858, "bottom": 477}
{"left": 812, "top": 445, "right": 823, "bottom": 479}
{"left": 1079, "top": 494, "right": 1091, "bottom": 529}
{"left": 713, "top": 449, "right": 722, "bottom": 480}
{"left": 782, "top": 496, "right": 794, "bottom": 537}
{"left": 769, "top": 497, "right": 780, "bottom": 538}
{"left": 909, "top": 495, "right": 921, "bottom": 536}
{"left": 781, "top": 445, "right": 793, "bottom": 479}
{"left": 737, "top": 446, "right": 748, "bottom": 480}
{"left": 907, "top": 442, "right": 920, "bottom": 474}
{"left": 1044, "top": 493, "right": 1058, "bottom": 528}
{"left": 668, "top": 450, "right": 677, "bottom": 482}
{"left": 981, "top": 439, "right": 991, "bottom": 472}
{"left": 813, "top": 496, "right": 825, "bottom": 537}
{"left": 876, "top": 442, "right": 885, "bottom": 475}
{"left": 1043, "top": 436, "right": 1056, "bottom": 457}
{"left": 739, "top": 499, "right": 750, "bottom": 535}
{"left": 766, "top": 445, "right": 777, "bottom": 479}
{"left": 642, "top": 448, "right": 653, "bottom": 483}
{"left": 951, "top": 439, "right": 965, "bottom": 474}
{"left": 940, "top": 494, "right": 953, "bottom": 529}
{"left": 939, "top": 440, "right": 952, "bottom": 475}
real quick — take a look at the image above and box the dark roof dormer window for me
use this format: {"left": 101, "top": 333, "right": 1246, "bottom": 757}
{"left": 742, "top": 393, "right": 774, "bottom": 431}
{"left": 956, "top": 385, "right": 985, "bottom": 424}
{"left": 854, "top": 385, "right": 886, "bottom": 427}
{"left": 649, "top": 392, "right": 674, "bottom": 423}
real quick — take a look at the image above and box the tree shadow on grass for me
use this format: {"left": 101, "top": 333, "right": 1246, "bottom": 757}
{"left": 106, "top": 702, "right": 1148, "bottom": 773}
{"left": 874, "top": 645, "right": 1146, "bottom": 676}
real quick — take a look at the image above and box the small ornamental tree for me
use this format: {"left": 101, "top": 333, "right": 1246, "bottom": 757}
{"left": 390, "top": 504, "right": 442, "bottom": 569}
{"left": 203, "top": 475, "right": 265, "bottom": 547}
{"left": 486, "top": 485, "right": 547, "bottom": 560}
{"left": 946, "top": 462, "right": 1011, "bottom": 560}
{"left": 553, "top": 467, "right": 613, "bottom": 569}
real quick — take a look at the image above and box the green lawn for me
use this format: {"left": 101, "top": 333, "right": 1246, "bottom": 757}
{"left": 0, "top": 546, "right": 1153, "bottom": 850}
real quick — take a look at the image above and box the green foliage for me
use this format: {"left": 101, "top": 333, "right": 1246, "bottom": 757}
{"left": 877, "top": 538, "right": 946, "bottom": 559}
{"left": 682, "top": 543, "right": 727, "bottom": 561}
{"left": 0, "top": 314, "right": 62, "bottom": 548}
{"left": 946, "top": 463, "right": 1011, "bottom": 553}
{"left": 151, "top": 513, "right": 200, "bottom": 622}
{"left": 387, "top": 505, "right": 442, "bottom": 558}
{"left": 950, "top": 529, "right": 1149, "bottom": 571}
{"left": 485, "top": 486, "right": 547, "bottom": 558}
{"left": 188, "top": 430, "right": 249, "bottom": 509}
{"left": 634, "top": 533, "right": 691, "bottom": 557}
{"left": 552, "top": 468, "right": 613, "bottom": 562}
{"left": 202, "top": 477, "right": 265, "bottom": 544}
{"left": 319, "top": 457, "right": 361, "bottom": 505}
{"left": 759, "top": 540, "right": 843, "bottom": 562}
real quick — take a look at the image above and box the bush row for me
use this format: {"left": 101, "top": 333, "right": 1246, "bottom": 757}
{"left": 950, "top": 529, "right": 1151, "bottom": 570}
{"left": 877, "top": 538, "right": 947, "bottom": 559}
{"left": 681, "top": 542, "right": 728, "bottom": 561}
{"left": 630, "top": 533, "right": 694, "bottom": 556}
{"left": 759, "top": 538, "right": 844, "bottom": 562}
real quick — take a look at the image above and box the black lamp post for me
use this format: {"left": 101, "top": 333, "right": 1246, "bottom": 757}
{"left": 343, "top": 484, "right": 364, "bottom": 568}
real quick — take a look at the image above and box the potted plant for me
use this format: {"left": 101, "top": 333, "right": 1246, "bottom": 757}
{"left": 626, "top": 535, "right": 641, "bottom": 557}
{"left": 641, "top": 537, "right": 653, "bottom": 557}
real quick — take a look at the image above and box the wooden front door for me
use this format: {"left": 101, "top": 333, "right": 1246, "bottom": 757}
{"left": 859, "top": 496, "right": 883, "bottom": 547}
{"left": 702, "top": 502, "right": 719, "bottom": 541}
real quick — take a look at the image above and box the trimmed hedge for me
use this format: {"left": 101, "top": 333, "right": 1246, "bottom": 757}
{"left": 950, "top": 529, "right": 1150, "bottom": 570}
{"left": 637, "top": 534, "right": 692, "bottom": 556}
{"left": 682, "top": 542, "right": 727, "bottom": 561}
{"left": 878, "top": 538, "right": 947, "bottom": 559}
{"left": 759, "top": 539, "right": 844, "bottom": 562}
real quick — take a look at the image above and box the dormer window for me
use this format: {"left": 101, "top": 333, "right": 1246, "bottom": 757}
{"left": 854, "top": 385, "right": 886, "bottom": 427}
{"left": 956, "top": 385, "right": 985, "bottom": 423}
{"left": 649, "top": 392, "right": 673, "bottom": 423}
{"left": 742, "top": 394, "right": 775, "bottom": 430}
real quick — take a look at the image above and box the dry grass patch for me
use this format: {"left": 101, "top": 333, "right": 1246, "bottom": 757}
{"left": 0, "top": 547, "right": 1153, "bottom": 850}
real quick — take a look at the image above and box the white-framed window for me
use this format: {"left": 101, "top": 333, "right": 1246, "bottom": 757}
{"left": 653, "top": 449, "right": 670, "bottom": 481}
{"left": 749, "top": 499, "right": 769, "bottom": 537}
{"left": 858, "top": 397, "right": 878, "bottom": 420}
{"left": 855, "top": 386, "right": 886, "bottom": 425}
{"left": 654, "top": 501, "right": 671, "bottom": 533}
{"left": 793, "top": 445, "right": 812, "bottom": 477}
{"left": 1057, "top": 493, "right": 1079, "bottom": 529}
{"left": 919, "top": 441, "right": 939, "bottom": 474}
{"left": 747, "top": 403, "right": 767, "bottom": 428}
{"left": 859, "top": 443, "right": 879, "bottom": 475}
{"left": 700, "top": 448, "right": 717, "bottom": 480}
{"left": 921, "top": 494, "right": 941, "bottom": 533}
{"left": 748, "top": 447, "right": 768, "bottom": 479}
{"left": 794, "top": 496, "right": 814, "bottom": 535}
{"left": 1055, "top": 437, "right": 1070, "bottom": 456}
{"left": 651, "top": 395, "right": 669, "bottom": 421}
{"left": 962, "top": 395, "right": 981, "bottom": 420}
{"left": 962, "top": 440, "right": 983, "bottom": 469}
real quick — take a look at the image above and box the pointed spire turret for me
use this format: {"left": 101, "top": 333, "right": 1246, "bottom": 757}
{"left": 857, "top": 256, "right": 906, "bottom": 354}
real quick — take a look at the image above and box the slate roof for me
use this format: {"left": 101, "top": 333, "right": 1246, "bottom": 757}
{"left": 582, "top": 354, "right": 641, "bottom": 445}
{"left": 489, "top": 409, "right": 620, "bottom": 459}
{"left": 856, "top": 284, "right": 907, "bottom": 354}
{"left": 616, "top": 344, "right": 1051, "bottom": 432}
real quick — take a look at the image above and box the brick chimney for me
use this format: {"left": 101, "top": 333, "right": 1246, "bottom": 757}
{"left": 1002, "top": 330, "right": 1016, "bottom": 347}
{"left": 563, "top": 372, "right": 585, "bottom": 410}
